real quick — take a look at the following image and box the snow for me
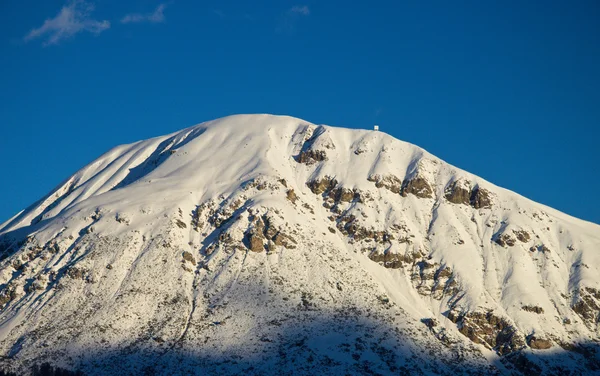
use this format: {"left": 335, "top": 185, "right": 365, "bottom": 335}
{"left": 0, "top": 114, "right": 599, "bottom": 375}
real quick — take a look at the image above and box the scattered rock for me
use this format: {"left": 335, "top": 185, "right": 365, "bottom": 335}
{"left": 521, "top": 305, "right": 544, "bottom": 314}
{"left": 495, "top": 233, "right": 516, "bottom": 247}
{"left": 175, "top": 219, "right": 187, "bottom": 229}
{"left": 513, "top": 230, "right": 530, "bottom": 243}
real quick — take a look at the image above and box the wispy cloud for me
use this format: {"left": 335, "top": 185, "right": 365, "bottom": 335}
{"left": 121, "top": 4, "right": 167, "bottom": 24}
{"left": 23, "top": 0, "right": 109, "bottom": 46}
{"left": 277, "top": 5, "right": 310, "bottom": 34}
{"left": 289, "top": 5, "right": 310, "bottom": 16}
{"left": 212, "top": 9, "right": 226, "bottom": 19}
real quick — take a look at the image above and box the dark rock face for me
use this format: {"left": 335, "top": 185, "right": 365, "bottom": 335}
{"left": 367, "top": 174, "right": 402, "bottom": 194}
{"left": 401, "top": 176, "right": 433, "bottom": 199}
{"left": 444, "top": 180, "right": 494, "bottom": 209}
{"left": 471, "top": 186, "right": 492, "bottom": 209}
{"left": 444, "top": 180, "right": 471, "bottom": 205}
{"left": 448, "top": 310, "right": 525, "bottom": 355}
{"left": 572, "top": 287, "right": 600, "bottom": 327}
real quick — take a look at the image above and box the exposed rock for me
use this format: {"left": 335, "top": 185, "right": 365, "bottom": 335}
{"left": 248, "top": 234, "right": 264, "bottom": 253}
{"left": 367, "top": 174, "right": 402, "bottom": 194}
{"left": 182, "top": 251, "right": 196, "bottom": 264}
{"left": 495, "top": 233, "right": 516, "bottom": 247}
{"left": 471, "top": 186, "right": 492, "bottom": 209}
{"left": 296, "top": 149, "right": 327, "bottom": 164}
{"left": 409, "top": 261, "right": 458, "bottom": 300}
{"left": 67, "top": 267, "right": 86, "bottom": 280}
{"left": 571, "top": 287, "right": 600, "bottom": 326}
{"left": 421, "top": 317, "right": 438, "bottom": 329}
{"left": 328, "top": 187, "right": 355, "bottom": 203}
{"left": 445, "top": 180, "right": 471, "bottom": 205}
{"left": 174, "top": 219, "right": 187, "bottom": 229}
{"left": 210, "top": 199, "right": 244, "bottom": 228}
{"left": 286, "top": 189, "right": 297, "bottom": 203}
{"left": 401, "top": 176, "right": 433, "bottom": 199}
{"left": 513, "top": 230, "right": 530, "bottom": 243}
{"left": 0, "top": 285, "right": 18, "bottom": 308}
{"left": 529, "top": 244, "right": 551, "bottom": 253}
{"left": 273, "top": 232, "right": 297, "bottom": 249}
{"left": 521, "top": 305, "right": 544, "bottom": 314}
{"left": 448, "top": 310, "right": 524, "bottom": 355}
{"left": 307, "top": 176, "right": 338, "bottom": 195}
{"left": 337, "top": 217, "right": 392, "bottom": 243}
{"left": 527, "top": 336, "right": 552, "bottom": 350}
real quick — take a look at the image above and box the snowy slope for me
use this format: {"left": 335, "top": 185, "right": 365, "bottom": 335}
{"left": 0, "top": 114, "right": 599, "bottom": 375}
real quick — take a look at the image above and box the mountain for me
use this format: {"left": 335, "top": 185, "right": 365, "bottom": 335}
{"left": 0, "top": 114, "right": 599, "bottom": 375}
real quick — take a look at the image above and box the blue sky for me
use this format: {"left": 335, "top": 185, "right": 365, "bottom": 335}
{"left": 0, "top": 0, "right": 599, "bottom": 224}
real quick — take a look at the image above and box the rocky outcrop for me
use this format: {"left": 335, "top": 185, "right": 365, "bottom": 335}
{"left": 445, "top": 180, "right": 493, "bottom": 209}
{"left": 444, "top": 180, "right": 471, "bottom": 205}
{"left": 286, "top": 189, "right": 297, "bottom": 203}
{"left": 367, "top": 174, "right": 402, "bottom": 194}
{"left": 513, "top": 230, "right": 530, "bottom": 243}
{"left": 527, "top": 335, "right": 552, "bottom": 350}
{"left": 244, "top": 214, "right": 297, "bottom": 253}
{"left": 401, "top": 176, "right": 433, "bottom": 199}
{"left": 307, "top": 176, "right": 338, "bottom": 195}
{"left": 296, "top": 149, "right": 327, "bottom": 164}
{"left": 495, "top": 233, "right": 516, "bottom": 247}
{"left": 410, "top": 260, "right": 458, "bottom": 300}
{"left": 571, "top": 287, "right": 600, "bottom": 327}
{"left": 448, "top": 310, "right": 525, "bottom": 355}
{"left": 368, "top": 249, "right": 423, "bottom": 269}
{"left": 295, "top": 126, "right": 335, "bottom": 165}
{"left": 471, "top": 186, "right": 492, "bottom": 209}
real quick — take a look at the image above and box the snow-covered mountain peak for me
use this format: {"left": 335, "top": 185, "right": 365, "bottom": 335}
{"left": 0, "top": 114, "right": 599, "bottom": 375}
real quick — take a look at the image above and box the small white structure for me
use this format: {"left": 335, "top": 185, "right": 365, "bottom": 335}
{"left": 374, "top": 125, "right": 379, "bottom": 131}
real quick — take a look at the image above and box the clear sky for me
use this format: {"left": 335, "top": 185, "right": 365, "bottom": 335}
{"left": 1, "top": 1, "right": 599, "bottom": 225}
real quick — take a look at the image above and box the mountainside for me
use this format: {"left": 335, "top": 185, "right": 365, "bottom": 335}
{"left": 0, "top": 114, "right": 599, "bottom": 375}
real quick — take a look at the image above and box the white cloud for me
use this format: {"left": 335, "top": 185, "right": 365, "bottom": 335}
{"left": 277, "top": 5, "right": 310, "bottom": 33}
{"left": 121, "top": 4, "right": 167, "bottom": 24}
{"left": 24, "top": 0, "right": 109, "bottom": 46}
{"left": 290, "top": 5, "right": 310, "bottom": 16}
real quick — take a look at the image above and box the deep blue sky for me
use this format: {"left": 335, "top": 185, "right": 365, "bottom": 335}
{"left": 1, "top": 1, "right": 599, "bottom": 224}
